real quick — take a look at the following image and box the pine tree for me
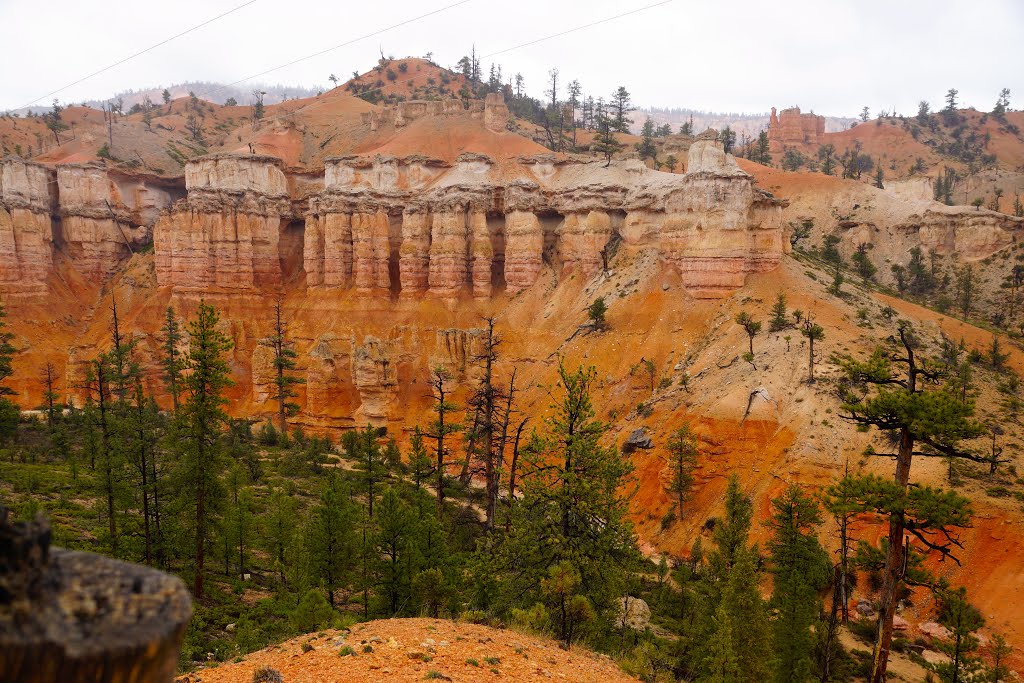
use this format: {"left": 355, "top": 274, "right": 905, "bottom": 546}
{"left": 159, "top": 307, "right": 184, "bottom": 411}
{"left": 852, "top": 243, "right": 877, "bottom": 280}
{"left": 266, "top": 485, "right": 298, "bottom": 583}
{"left": 610, "top": 86, "right": 632, "bottom": 133}
{"left": 837, "top": 323, "right": 983, "bottom": 683}
{"left": 305, "top": 472, "right": 357, "bottom": 607}
{"left": 591, "top": 99, "right": 623, "bottom": 166}
{"left": 408, "top": 426, "right": 433, "bottom": 491}
{"left": 0, "top": 303, "right": 17, "bottom": 444}
{"left": 426, "top": 367, "right": 460, "bottom": 518}
{"left": 766, "top": 485, "right": 830, "bottom": 683}
{"left": 734, "top": 311, "right": 761, "bottom": 356}
{"left": 800, "top": 315, "right": 825, "bottom": 382}
{"left": 753, "top": 131, "right": 772, "bottom": 165}
{"left": 636, "top": 117, "right": 657, "bottom": 160}
{"left": 269, "top": 299, "right": 304, "bottom": 434}
{"left": 348, "top": 424, "right": 388, "bottom": 518}
{"left": 769, "top": 292, "right": 789, "bottom": 332}
{"left": 495, "top": 361, "right": 636, "bottom": 620}
{"left": 373, "top": 487, "right": 418, "bottom": 616}
{"left": 174, "top": 301, "right": 234, "bottom": 599}
{"left": 929, "top": 586, "right": 985, "bottom": 683}
{"left": 665, "top": 425, "right": 698, "bottom": 518}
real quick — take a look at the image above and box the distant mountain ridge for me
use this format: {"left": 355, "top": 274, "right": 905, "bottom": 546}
{"left": 11, "top": 81, "right": 320, "bottom": 116}
{"left": 635, "top": 106, "right": 857, "bottom": 141}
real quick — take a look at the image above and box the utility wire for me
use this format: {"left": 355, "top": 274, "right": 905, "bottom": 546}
{"left": 17, "top": 0, "right": 259, "bottom": 110}
{"left": 250, "top": 0, "right": 673, "bottom": 131}
{"left": 482, "top": 0, "right": 675, "bottom": 58}
{"left": 197, "top": 0, "right": 474, "bottom": 100}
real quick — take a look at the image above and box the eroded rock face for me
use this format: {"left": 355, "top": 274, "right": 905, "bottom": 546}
{"left": 57, "top": 164, "right": 163, "bottom": 281}
{"left": 768, "top": 106, "right": 825, "bottom": 153}
{"left": 155, "top": 155, "right": 289, "bottom": 292}
{"left": 0, "top": 157, "right": 178, "bottom": 292}
{"left": 0, "top": 159, "right": 55, "bottom": 293}
{"left": 298, "top": 147, "right": 787, "bottom": 298}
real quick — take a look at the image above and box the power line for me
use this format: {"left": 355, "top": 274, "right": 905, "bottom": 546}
{"left": 18, "top": 0, "right": 259, "bottom": 110}
{"left": 482, "top": 0, "right": 674, "bottom": 59}
{"left": 251, "top": 0, "right": 673, "bottom": 131}
{"left": 199, "top": 0, "right": 474, "bottom": 100}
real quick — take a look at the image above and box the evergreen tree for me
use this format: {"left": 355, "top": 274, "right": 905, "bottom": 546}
{"left": 719, "top": 126, "right": 736, "bottom": 154}
{"left": 265, "top": 484, "right": 298, "bottom": 583}
{"left": 426, "top": 367, "right": 460, "bottom": 517}
{"left": 0, "top": 303, "right": 19, "bottom": 444}
{"left": 159, "top": 307, "right": 184, "bottom": 411}
{"left": 852, "top": 243, "right": 877, "bottom": 280}
{"left": 769, "top": 292, "right": 789, "bottom": 332}
{"left": 665, "top": 425, "right": 698, "bottom": 518}
{"left": 174, "top": 301, "right": 234, "bottom": 599}
{"left": 929, "top": 586, "right": 985, "bottom": 683}
{"left": 494, "top": 361, "right": 636, "bottom": 621}
{"left": 591, "top": 99, "right": 623, "bottom": 166}
{"left": 818, "top": 144, "right": 837, "bottom": 176}
{"left": 305, "top": 472, "right": 357, "bottom": 607}
{"left": 766, "top": 486, "right": 831, "bottom": 683}
{"left": 268, "top": 299, "right": 304, "bottom": 434}
{"left": 800, "top": 315, "right": 825, "bottom": 382}
{"left": 373, "top": 487, "right": 419, "bottom": 616}
{"left": 734, "top": 311, "right": 761, "bottom": 356}
{"left": 610, "top": 86, "right": 633, "bottom": 133}
{"left": 408, "top": 426, "right": 433, "bottom": 490}
{"left": 753, "top": 131, "right": 772, "bottom": 165}
{"left": 636, "top": 117, "right": 657, "bottom": 159}
{"left": 837, "top": 323, "right": 983, "bottom": 683}
{"left": 348, "top": 424, "right": 388, "bottom": 518}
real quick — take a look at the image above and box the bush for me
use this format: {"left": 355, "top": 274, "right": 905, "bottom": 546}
{"left": 460, "top": 609, "right": 487, "bottom": 625}
{"left": 338, "top": 645, "right": 356, "bottom": 656}
{"left": 290, "top": 590, "right": 334, "bottom": 633}
{"left": 510, "top": 603, "right": 550, "bottom": 636}
{"left": 660, "top": 509, "right": 677, "bottom": 530}
{"left": 252, "top": 667, "right": 283, "bottom": 683}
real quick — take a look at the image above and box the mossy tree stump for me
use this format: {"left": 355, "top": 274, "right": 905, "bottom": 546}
{"left": 0, "top": 505, "right": 192, "bottom": 682}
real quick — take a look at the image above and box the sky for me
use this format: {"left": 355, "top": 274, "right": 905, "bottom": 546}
{"left": 1, "top": 0, "right": 1022, "bottom": 117}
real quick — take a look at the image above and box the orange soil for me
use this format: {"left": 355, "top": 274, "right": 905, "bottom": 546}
{"left": 181, "top": 618, "right": 638, "bottom": 683}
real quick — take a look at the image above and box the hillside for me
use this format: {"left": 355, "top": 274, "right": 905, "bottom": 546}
{"left": 178, "top": 619, "right": 639, "bottom": 683}
{"left": 4, "top": 53, "right": 1024, "bottom": 683}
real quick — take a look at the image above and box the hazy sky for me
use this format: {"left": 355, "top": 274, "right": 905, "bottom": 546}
{"left": 1, "top": 0, "right": 1021, "bottom": 116}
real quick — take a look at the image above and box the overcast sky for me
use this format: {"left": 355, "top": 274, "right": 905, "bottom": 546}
{"left": 1, "top": 0, "right": 1021, "bottom": 117}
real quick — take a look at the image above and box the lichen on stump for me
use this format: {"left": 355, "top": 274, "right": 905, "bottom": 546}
{"left": 0, "top": 505, "right": 192, "bottom": 682}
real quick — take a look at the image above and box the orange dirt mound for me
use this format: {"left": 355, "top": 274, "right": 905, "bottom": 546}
{"left": 181, "top": 618, "right": 638, "bottom": 683}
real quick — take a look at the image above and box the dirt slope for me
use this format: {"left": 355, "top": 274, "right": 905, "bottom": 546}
{"left": 179, "top": 618, "right": 637, "bottom": 683}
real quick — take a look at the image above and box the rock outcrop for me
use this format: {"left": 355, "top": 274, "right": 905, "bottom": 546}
{"left": 155, "top": 155, "right": 289, "bottom": 292}
{"left": 0, "top": 157, "right": 177, "bottom": 293}
{"left": 768, "top": 106, "right": 826, "bottom": 153}
{"left": 297, "top": 142, "right": 787, "bottom": 299}
{"left": 0, "top": 159, "right": 55, "bottom": 294}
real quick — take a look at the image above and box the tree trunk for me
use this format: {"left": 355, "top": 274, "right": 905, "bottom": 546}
{"left": 870, "top": 428, "right": 912, "bottom": 683}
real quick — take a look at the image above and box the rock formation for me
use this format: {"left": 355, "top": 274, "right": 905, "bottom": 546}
{"left": 0, "top": 158, "right": 55, "bottom": 294}
{"left": 155, "top": 155, "right": 289, "bottom": 292}
{"left": 768, "top": 106, "right": 826, "bottom": 153}
{"left": 0, "top": 157, "right": 176, "bottom": 293}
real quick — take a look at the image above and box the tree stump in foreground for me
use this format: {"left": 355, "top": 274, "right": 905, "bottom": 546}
{"left": 0, "top": 505, "right": 192, "bottom": 682}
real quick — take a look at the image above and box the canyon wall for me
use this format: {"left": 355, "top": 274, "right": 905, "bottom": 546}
{"left": 0, "top": 157, "right": 177, "bottom": 293}
{"left": 0, "top": 159, "right": 55, "bottom": 293}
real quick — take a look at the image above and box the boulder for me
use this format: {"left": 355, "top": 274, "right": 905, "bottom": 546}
{"left": 616, "top": 596, "right": 651, "bottom": 631}
{"left": 622, "top": 428, "right": 654, "bottom": 453}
